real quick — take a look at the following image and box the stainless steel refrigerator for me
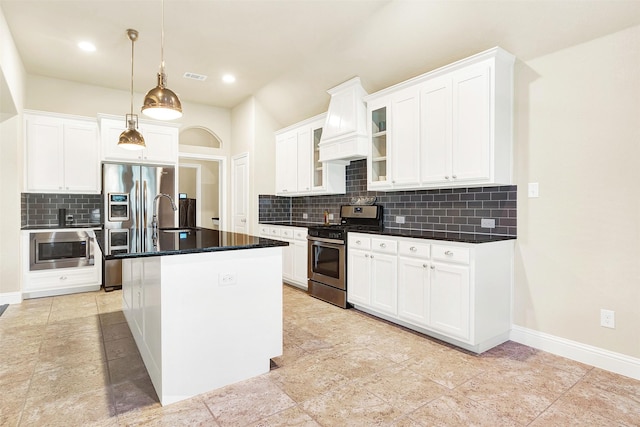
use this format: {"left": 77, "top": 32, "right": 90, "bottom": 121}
{"left": 102, "top": 163, "right": 176, "bottom": 290}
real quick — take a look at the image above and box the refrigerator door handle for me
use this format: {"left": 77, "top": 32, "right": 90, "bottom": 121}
{"left": 134, "top": 180, "right": 140, "bottom": 229}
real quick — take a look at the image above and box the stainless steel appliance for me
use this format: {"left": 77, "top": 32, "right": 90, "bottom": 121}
{"left": 307, "top": 205, "right": 383, "bottom": 308}
{"left": 102, "top": 163, "right": 176, "bottom": 290}
{"left": 29, "top": 230, "right": 95, "bottom": 271}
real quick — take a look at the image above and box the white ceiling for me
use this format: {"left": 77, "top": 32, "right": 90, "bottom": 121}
{"left": 2, "top": 0, "right": 640, "bottom": 127}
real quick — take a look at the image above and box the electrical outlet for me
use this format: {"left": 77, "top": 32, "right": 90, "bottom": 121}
{"left": 528, "top": 182, "right": 539, "bottom": 198}
{"left": 396, "top": 216, "right": 405, "bottom": 224}
{"left": 600, "top": 309, "right": 615, "bottom": 328}
{"left": 328, "top": 213, "right": 334, "bottom": 220}
{"left": 481, "top": 218, "right": 495, "bottom": 228}
{"left": 302, "top": 213, "right": 308, "bottom": 219}
{"left": 219, "top": 272, "right": 237, "bottom": 286}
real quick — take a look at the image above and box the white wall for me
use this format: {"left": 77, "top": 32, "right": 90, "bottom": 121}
{"left": 0, "top": 6, "right": 25, "bottom": 300}
{"left": 25, "top": 74, "right": 232, "bottom": 153}
{"left": 230, "top": 96, "right": 279, "bottom": 235}
{"left": 513, "top": 24, "right": 640, "bottom": 358}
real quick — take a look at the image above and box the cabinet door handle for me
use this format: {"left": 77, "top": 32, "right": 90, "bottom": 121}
{"left": 380, "top": 243, "right": 386, "bottom": 248}
{"left": 59, "top": 276, "right": 67, "bottom": 280}
{"left": 370, "top": 255, "right": 374, "bottom": 259}
{"left": 410, "top": 246, "right": 417, "bottom": 252}
{"left": 430, "top": 265, "right": 435, "bottom": 270}
{"left": 356, "top": 240, "right": 361, "bottom": 244}
{"left": 452, "top": 175, "right": 457, "bottom": 179}
{"left": 423, "top": 264, "right": 427, "bottom": 268}
{"left": 445, "top": 250, "right": 453, "bottom": 256}
{"left": 444, "top": 176, "right": 449, "bottom": 180}
{"left": 365, "top": 254, "right": 369, "bottom": 258}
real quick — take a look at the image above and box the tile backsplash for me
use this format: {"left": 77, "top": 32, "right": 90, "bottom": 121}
{"left": 259, "top": 159, "right": 516, "bottom": 236}
{"left": 21, "top": 193, "right": 102, "bottom": 227}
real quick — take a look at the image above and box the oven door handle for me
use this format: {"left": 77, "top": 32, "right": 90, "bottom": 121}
{"left": 308, "top": 236, "right": 344, "bottom": 246}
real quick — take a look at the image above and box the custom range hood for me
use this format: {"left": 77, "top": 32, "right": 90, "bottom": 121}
{"left": 318, "top": 77, "right": 369, "bottom": 164}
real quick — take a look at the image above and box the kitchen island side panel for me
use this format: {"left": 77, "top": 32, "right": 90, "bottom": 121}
{"left": 159, "top": 247, "right": 283, "bottom": 405}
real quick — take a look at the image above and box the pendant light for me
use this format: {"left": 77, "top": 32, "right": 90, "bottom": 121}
{"left": 118, "top": 29, "right": 145, "bottom": 150}
{"left": 141, "top": 0, "right": 182, "bottom": 120}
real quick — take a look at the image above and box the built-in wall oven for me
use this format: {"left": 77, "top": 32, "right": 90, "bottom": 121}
{"left": 29, "top": 231, "right": 95, "bottom": 271}
{"left": 307, "top": 204, "right": 383, "bottom": 308}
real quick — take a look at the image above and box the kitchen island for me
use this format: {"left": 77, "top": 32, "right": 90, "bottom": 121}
{"left": 97, "top": 228, "right": 288, "bottom": 406}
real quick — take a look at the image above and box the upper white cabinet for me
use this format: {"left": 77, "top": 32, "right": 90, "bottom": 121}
{"left": 99, "top": 116, "right": 179, "bottom": 165}
{"left": 275, "top": 114, "right": 345, "bottom": 197}
{"left": 367, "top": 86, "right": 422, "bottom": 190}
{"left": 24, "top": 111, "right": 100, "bottom": 194}
{"left": 365, "top": 47, "right": 515, "bottom": 191}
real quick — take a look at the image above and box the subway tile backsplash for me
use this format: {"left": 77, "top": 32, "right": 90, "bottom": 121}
{"left": 259, "top": 159, "right": 517, "bottom": 236}
{"left": 21, "top": 193, "right": 102, "bottom": 227}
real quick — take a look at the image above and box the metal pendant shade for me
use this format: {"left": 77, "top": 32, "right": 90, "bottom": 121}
{"left": 118, "top": 29, "right": 145, "bottom": 150}
{"left": 142, "top": 0, "right": 182, "bottom": 120}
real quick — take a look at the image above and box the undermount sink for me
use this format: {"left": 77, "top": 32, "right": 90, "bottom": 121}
{"left": 160, "top": 227, "right": 199, "bottom": 233}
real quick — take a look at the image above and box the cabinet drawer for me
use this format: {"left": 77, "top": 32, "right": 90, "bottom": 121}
{"left": 25, "top": 267, "right": 98, "bottom": 291}
{"left": 269, "top": 227, "right": 281, "bottom": 238}
{"left": 398, "top": 240, "right": 430, "bottom": 258}
{"left": 281, "top": 228, "right": 294, "bottom": 239}
{"left": 371, "top": 237, "right": 398, "bottom": 254}
{"left": 293, "top": 228, "right": 308, "bottom": 241}
{"left": 348, "top": 234, "right": 371, "bottom": 250}
{"left": 432, "top": 245, "right": 470, "bottom": 264}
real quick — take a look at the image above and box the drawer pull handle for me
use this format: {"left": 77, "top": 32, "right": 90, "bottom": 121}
{"left": 60, "top": 276, "right": 67, "bottom": 280}
{"left": 380, "top": 243, "right": 386, "bottom": 248}
{"left": 430, "top": 265, "right": 435, "bottom": 270}
{"left": 445, "top": 250, "right": 453, "bottom": 255}
{"left": 356, "top": 240, "right": 361, "bottom": 244}
{"left": 410, "top": 246, "right": 417, "bottom": 252}
{"left": 423, "top": 264, "right": 427, "bottom": 268}
{"left": 365, "top": 254, "right": 369, "bottom": 258}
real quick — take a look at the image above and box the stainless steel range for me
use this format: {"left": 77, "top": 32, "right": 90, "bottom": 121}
{"left": 307, "top": 205, "right": 383, "bottom": 308}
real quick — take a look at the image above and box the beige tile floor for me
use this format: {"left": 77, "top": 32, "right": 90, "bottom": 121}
{"left": 1, "top": 284, "right": 639, "bottom": 426}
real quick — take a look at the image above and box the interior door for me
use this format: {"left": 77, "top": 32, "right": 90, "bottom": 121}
{"left": 232, "top": 153, "right": 249, "bottom": 234}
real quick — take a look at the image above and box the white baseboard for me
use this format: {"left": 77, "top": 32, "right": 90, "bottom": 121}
{"left": 0, "top": 292, "right": 22, "bottom": 305}
{"left": 510, "top": 325, "right": 640, "bottom": 381}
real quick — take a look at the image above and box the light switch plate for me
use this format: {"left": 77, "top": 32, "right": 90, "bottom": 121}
{"left": 528, "top": 182, "right": 539, "bottom": 198}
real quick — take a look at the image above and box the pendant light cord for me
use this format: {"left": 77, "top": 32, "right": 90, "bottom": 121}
{"left": 160, "top": 0, "right": 165, "bottom": 74}
{"left": 130, "top": 33, "right": 135, "bottom": 115}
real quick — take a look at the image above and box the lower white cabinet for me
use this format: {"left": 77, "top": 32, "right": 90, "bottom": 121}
{"left": 348, "top": 232, "right": 513, "bottom": 353}
{"left": 21, "top": 230, "right": 102, "bottom": 299}
{"left": 260, "top": 224, "right": 308, "bottom": 289}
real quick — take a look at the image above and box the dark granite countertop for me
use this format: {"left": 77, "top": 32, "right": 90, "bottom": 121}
{"left": 355, "top": 228, "right": 516, "bottom": 244}
{"left": 260, "top": 221, "right": 515, "bottom": 244}
{"left": 260, "top": 221, "right": 332, "bottom": 228}
{"left": 21, "top": 223, "right": 103, "bottom": 230}
{"left": 96, "top": 227, "right": 289, "bottom": 260}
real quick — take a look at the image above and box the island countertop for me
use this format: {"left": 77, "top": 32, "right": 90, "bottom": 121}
{"left": 96, "top": 227, "right": 289, "bottom": 260}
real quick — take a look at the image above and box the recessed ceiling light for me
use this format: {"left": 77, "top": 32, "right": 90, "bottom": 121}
{"left": 77, "top": 41, "right": 96, "bottom": 52}
{"left": 222, "top": 74, "right": 236, "bottom": 84}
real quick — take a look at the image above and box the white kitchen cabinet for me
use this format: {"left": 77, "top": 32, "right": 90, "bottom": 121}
{"left": 347, "top": 235, "right": 398, "bottom": 316}
{"left": 259, "top": 224, "right": 308, "bottom": 289}
{"left": 365, "top": 47, "right": 515, "bottom": 191}
{"left": 21, "top": 229, "right": 102, "bottom": 299}
{"left": 346, "top": 233, "right": 371, "bottom": 306}
{"left": 398, "top": 240, "right": 431, "bottom": 326}
{"left": 275, "top": 114, "right": 345, "bottom": 196}
{"left": 367, "top": 87, "right": 421, "bottom": 190}
{"left": 347, "top": 232, "right": 513, "bottom": 353}
{"left": 24, "top": 111, "right": 100, "bottom": 194}
{"left": 100, "top": 116, "right": 179, "bottom": 165}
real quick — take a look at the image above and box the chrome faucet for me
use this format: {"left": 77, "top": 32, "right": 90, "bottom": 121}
{"left": 151, "top": 193, "right": 177, "bottom": 236}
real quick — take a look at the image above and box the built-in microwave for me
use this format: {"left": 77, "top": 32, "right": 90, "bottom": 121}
{"left": 29, "top": 231, "right": 94, "bottom": 271}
